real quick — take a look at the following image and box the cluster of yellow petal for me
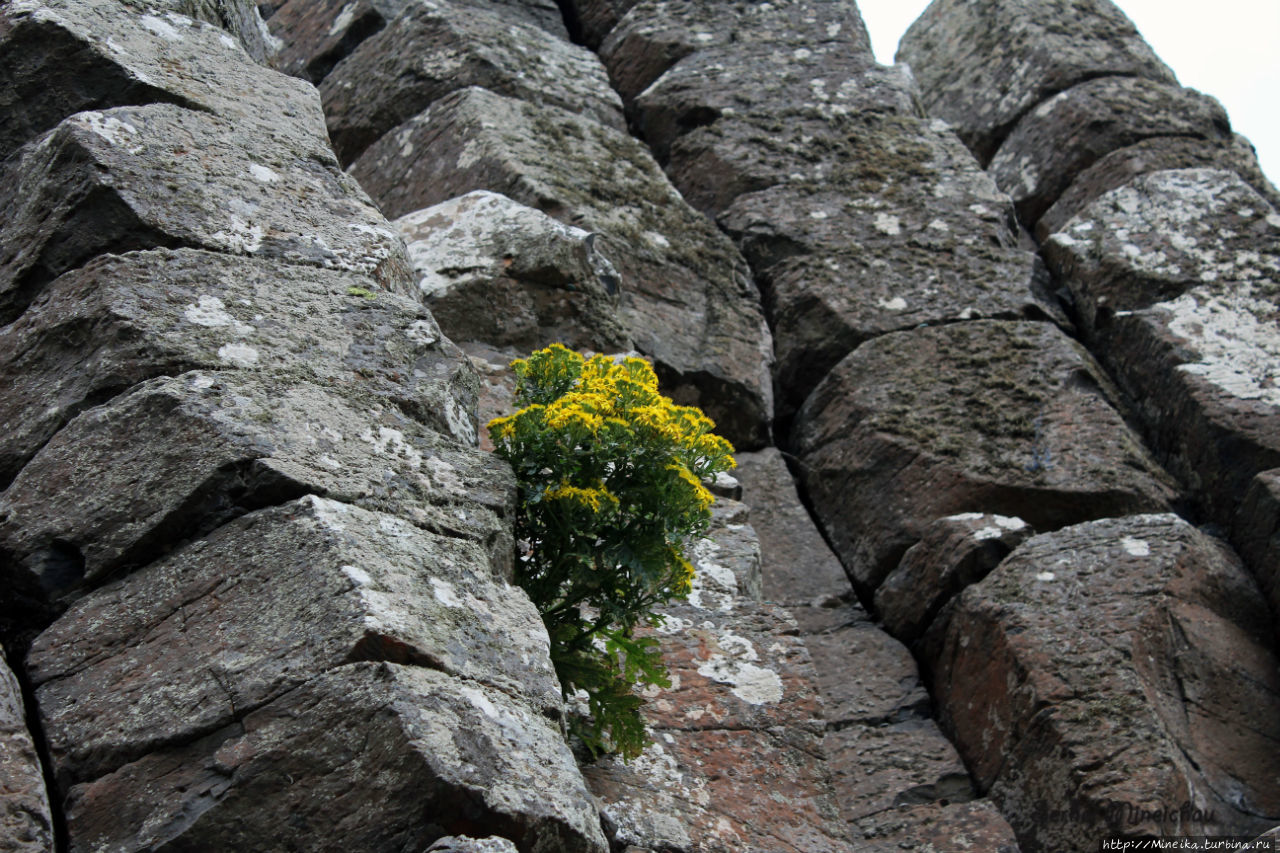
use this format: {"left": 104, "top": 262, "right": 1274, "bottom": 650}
{"left": 667, "top": 462, "right": 714, "bottom": 511}
{"left": 544, "top": 480, "right": 620, "bottom": 514}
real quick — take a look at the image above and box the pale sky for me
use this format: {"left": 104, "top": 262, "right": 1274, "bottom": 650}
{"left": 859, "top": 0, "right": 1279, "bottom": 186}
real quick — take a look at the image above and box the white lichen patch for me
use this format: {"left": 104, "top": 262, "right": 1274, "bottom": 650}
{"left": 249, "top": 163, "right": 280, "bottom": 184}
{"left": 426, "top": 456, "right": 466, "bottom": 496}
{"left": 74, "top": 111, "right": 144, "bottom": 154}
{"left": 328, "top": 2, "right": 359, "bottom": 37}
{"left": 696, "top": 656, "right": 784, "bottom": 705}
{"left": 184, "top": 295, "right": 255, "bottom": 336}
{"left": 431, "top": 577, "right": 465, "bottom": 608}
{"left": 1035, "top": 571, "right": 1056, "bottom": 582}
{"left": 404, "top": 319, "right": 439, "bottom": 347}
{"left": 878, "top": 296, "right": 908, "bottom": 311}
{"left": 446, "top": 396, "right": 478, "bottom": 446}
{"left": 217, "top": 342, "right": 259, "bottom": 367}
{"left": 307, "top": 495, "right": 350, "bottom": 531}
{"left": 1159, "top": 286, "right": 1280, "bottom": 406}
{"left": 1120, "top": 536, "right": 1151, "bottom": 557}
{"left": 341, "top": 564, "right": 371, "bottom": 586}
{"left": 211, "top": 215, "right": 264, "bottom": 254}
{"left": 359, "top": 426, "right": 424, "bottom": 469}
{"left": 873, "top": 213, "right": 902, "bottom": 235}
{"left": 139, "top": 13, "right": 185, "bottom": 41}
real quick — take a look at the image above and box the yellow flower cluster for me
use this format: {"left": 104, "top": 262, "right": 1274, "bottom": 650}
{"left": 544, "top": 480, "right": 620, "bottom": 514}
{"left": 668, "top": 462, "right": 714, "bottom": 511}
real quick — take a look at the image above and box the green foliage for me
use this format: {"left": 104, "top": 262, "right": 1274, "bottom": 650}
{"left": 345, "top": 285, "right": 377, "bottom": 298}
{"left": 489, "top": 344, "right": 735, "bottom": 759}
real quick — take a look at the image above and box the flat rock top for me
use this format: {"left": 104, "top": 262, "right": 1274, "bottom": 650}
{"left": 897, "top": 0, "right": 1174, "bottom": 161}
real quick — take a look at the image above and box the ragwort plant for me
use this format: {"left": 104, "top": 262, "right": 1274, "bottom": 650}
{"left": 489, "top": 344, "right": 735, "bottom": 759}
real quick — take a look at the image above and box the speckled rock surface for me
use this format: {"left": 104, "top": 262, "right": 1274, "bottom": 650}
{"left": 0, "top": 0, "right": 327, "bottom": 162}
{"left": 1044, "top": 169, "right": 1280, "bottom": 525}
{"left": 427, "top": 837, "right": 521, "bottom": 853}
{"left": 555, "top": 0, "right": 639, "bottom": 48}
{"left": 875, "top": 512, "right": 1033, "bottom": 643}
{"left": 793, "top": 320, "right": 1179, "bottom": 591}
{"left": 0, "top": 248, "right": 477, "bottom": 488}
{"left": 1036, "top": 134, "right": 1280, "bottom": 240}
{"left": 27, "top": 496, "right": 557, "bottom": 786}
{"left": 0, "top": 655, "right": 53, "bottom": 853}
{"left": 394, "top": 192, "right": 631, "bottom": 353}
{"left": 896, "top": 0, "right": 1175, "bottom": 162}
{"left": 930, "top": 514, "right": 1280, "bottom": 850}
{"left": 61, "top": 662, "right": 608, "bottom": 853}
{"left": 1236, "top": 469, "right": 1280, "bottom": 623}
{"left": 350, "top": 87, "right": 773, "bottom": 449}
{"left": 318, "top": 0, "right": 623, "bottom": 164}
{"left": 0, "top": 371, "right": 512, "bottom": 623}
{"left": 600, "top": 0, "right": 871, "bottom": 104}
{"left": 0, "top": 102, "right": 411, "bottom": 325}
{"left": 988, "top": 76, "right": 1232, "bottom": 226}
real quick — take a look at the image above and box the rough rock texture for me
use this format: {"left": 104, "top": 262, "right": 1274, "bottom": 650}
{"left": 0, "top": 248, "right": 477, "bottom": 488}
{"left": 427, "top": 837, "right": 520, "bottom": 853}
{"left": 0, "top": 371, "right": 511, "bottom": 623}
{"left": 1036, "top": 134, "right": 1280, "bottom": 240}
{"left": 351, "top": 87, "right": 773, "bottom": 449}
{"left": 0, "top": 655, "right": 53, "bottom": 853}
{"left": 1044, "top": 169, "right": 1280, "bottom": 526}
{"left": 930, "top": 514, "right": 1280, "bottom": 850}
{"left": 394, "top": 192, "right": 631, "bottom": 353}
{"left": 1236, "top": 470, "right": 1280, "bottom": 623}
{"left": 896, "top": 0, "right": 1175, "bottom": 162}
{"left": 0, "top": 102, "right": 411, "bottom": 325}
{"left": 61, "top": 662, "right": 606, "bottom": 853}
{"left": 317, "top": 0, "right": 624, "bottom": 164}
{"left": 875, "top": 512, "right": 1033, "bottom": 643}
{"left": 28, "top": 496, "right": 557, "bottom": 786}
{"left": 794, "top": 320, "right": 1179, "bottom": 591}
{"left": 988, "top": 76, "right": 1232, "bottom": 226}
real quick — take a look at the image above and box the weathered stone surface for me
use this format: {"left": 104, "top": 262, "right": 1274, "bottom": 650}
{"left": 319, "top": 0, "right": 623, "bottom": 165}
{"left": 29, "top": 495, "right": 556, "bottom": 786}
{"left": 351, "top": 87, "right": 773, "bottom": 449}
{"left": 793, "top": 320, "right": 1179, "bottom": 591}
{"left": 805, "top": 612, "right": 928, "bottom": 727}
{"left": 0, "top": 654, "right": 53, "bottom": 853}
{"left": 989, "top": 77, "right": 1232, "bottom": 226}
{"left": 0, "top": 0, "right": 327, "bottom": 163}
{"left": 1036, "top": 134, "right": 1280, "bottom": 240}
{"left": 930, "top": 514, "right": 1280, "bottom": 849}
{"left": 662, "top": 64, "right": 921, "bottom": 216}
{"left": 62, "top": 662, "right": 608, "bottom": 853}
{"left": 557, "top": 0, "right": 639, "bottom": 48}
{"left": 1044, "top": 169, "right": 1280, "bottom": 525}
{"left": 876, "top": 512, "right": 1033, "bottom": 643}
{"left": 0, "top": 248, "right": 478, "bottom": 488}
{"left": 427, "top": 837, "right": 520, "bottom": 853}
{"left": 0, "top": 371, "right": 512, "bottom": 620}
{"left": 149, "top": 0, "right": 278, "bottom": 64}
{"left": 857, "top": 799, "right": 1021, "bottom": 853}
{"left": 896, "top": 0, "right": 1175, "bottom": 162}
{"left": 268, "top": 0, "right": 569, "bottom": 84}
{"left": 600, "top": 0, "right": 871, "bottom": 104}
{"left": 0, "top": 103, "right": 411, "bottom": 325}
{"left": 1235, "top": 470, "right": 1280, "bottom": 622}
{"left": 395, "top": 192, "right": 631, "bottom": 353}
{"left": 734, "top": 448, "right": 850, "bottom": 610}
{"left": 721, "top": 178, "right": 1051, "bottom": 414}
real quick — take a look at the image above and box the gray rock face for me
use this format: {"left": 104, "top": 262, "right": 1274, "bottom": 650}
{"left": 61, "top": 662, "right": 607, "bottom": 853}
{"left": 395, "top": 192, "right": 631, "bottom": 353}
{"left": 0, "top": 656, "right": 53, "bottom": 853}
{"left": 896, "top": 0, "right": 1175, "bottom": 162}
{"left": 0, "top": 0, "right": 327, "bottom": 163}
{"left": 0, "top": 371, "right": 512, "bottom": 618}
{"left": 600, "top": 0, "right": 871, "bottom": 104}
{"left": 875, "top": 512, "right": 1033, "bottom": 643}
{"left": 27, "top": 496, "right": 556, "bottom": 787}
{"left": 1036, "top": 134, "right": 1280, "bottom": 240}
{"left": 351, "top": 87, "right": 774, "bottom": 449}
{"left": 318, "top": 0, "right": 623, "bottom": 165}
{"left": 0, "top": 102, "right": 411, "bottom": 325}
{"left": 150, "top": 0, "right": 278, "bottom": 63}
{"left": 1044, "top": 169, "right": 1280, "bottom": 525}
{"left": 988, "top": 76, "right": 1232, "bottom": 226}
{"left": 793, "top": 320, "right": 1179, "bottom": 591}
{"left": 931, "top": 514, "right": 1280, "bottom": 850}
{"left": 428, "top": 837, "right": 521, "bottom": 853}
{"left": 0, "top": 248, "right": 477, "bottom": 489}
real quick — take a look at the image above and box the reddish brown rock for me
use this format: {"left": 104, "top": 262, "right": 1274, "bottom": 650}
{"left": 0, "top": 103, "right": 411, "bottom": 325}
{"left": 1235, "top": 469, "right": 1280, "bottom": 624}
{"left": 1036, "top": 134, "right": 1280, "bottom": 240}
{"left": 0, "top": 248, "right": 478, "bottom": 488}
{"left": 0, "top": 655, "right": 53, "bottom": 853}
{"left": 1044, "top": 169, "right": 1280, "bottom": 525}
{"left": 62, "top": 662, "right": 607, "bottom": 853}
{"left": 350, "top": 87, "right": 773, "bottom": 449}
{"left": 931, "top": 514, "right": 1280, "bottom": 850}
{"left": 896, "top": 0, "right": 1175, "bottom": 162}
{"left": 793, "top": 320, "right": 1179, "bottom": 591}
{"left": 858, "top": 799, "right": 1021, "bottom": 852}
{"left": 875, "top": 512, "right": 1033, "bottom": 643}
{"left": 318, "top": 1, "right": 622, "bottom": 165}
{"left": 988, "top": 76, "right": 1232, "bottom": 226}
